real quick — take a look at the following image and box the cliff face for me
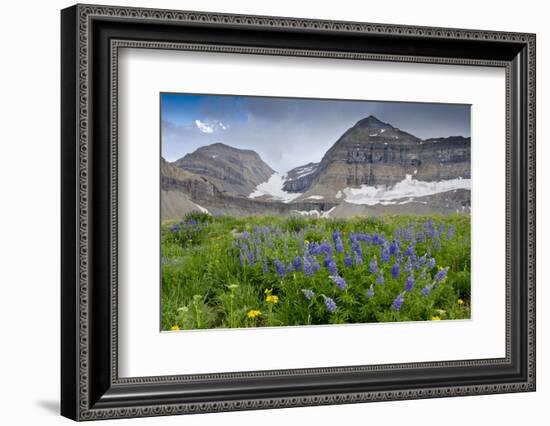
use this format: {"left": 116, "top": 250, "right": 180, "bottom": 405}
{"left": 172, "top": 142, "right": 274, "bottom": 196}
{"left": 293, "top": 116, "right": 470, "bottom": 199}
{"left": 282, "top": 162, "right": 319, "bottom": 193}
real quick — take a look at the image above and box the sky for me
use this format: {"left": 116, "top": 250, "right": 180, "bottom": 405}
{"left": 161, "top": 93, "right": 471, "bottom": 173}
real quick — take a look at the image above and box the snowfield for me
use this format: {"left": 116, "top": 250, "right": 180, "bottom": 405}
{"left": 343, "top": 174, "right": 471, "bottom": 206}
{"left": 292, "top": 207, "right": 336, "bottom": 219}
{"left": 249, "top": 173, "right": 302, "bottom": 203}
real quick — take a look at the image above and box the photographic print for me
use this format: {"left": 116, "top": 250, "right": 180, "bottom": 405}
{"left": 160, "top": 94, "right": 471, "bottom": 331}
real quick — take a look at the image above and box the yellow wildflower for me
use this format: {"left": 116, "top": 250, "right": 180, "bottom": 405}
{"left": 264, "top": 288, "right": 273, "bottom": 295}
{"left": 431, "top": 316, "right": 441, "bottom": 321}
{"left": 304, "top": 239, "right": 309, "bottom": 245}
{"left": 266, "top": 294, "right": 279, "bottom": 304}
{"left": 247, "top": 310, "right": 262, "bottom": 319}
{"left": 170, "top": 325, "right": 180, "bottom": 330}
{"left": 457, "top": 299, "right": 464, "bottom": 305}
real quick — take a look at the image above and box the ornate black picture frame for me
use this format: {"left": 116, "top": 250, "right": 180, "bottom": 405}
{"left": 61, "top": 4, "right": 536, "bottom": 421}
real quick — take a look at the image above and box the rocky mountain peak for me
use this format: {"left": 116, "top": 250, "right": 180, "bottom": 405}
{"left": 355, "top": 115, "right": 395, "bottom": 130}
{"left": 172, "top": 143, "right": 274, "bottom": 196}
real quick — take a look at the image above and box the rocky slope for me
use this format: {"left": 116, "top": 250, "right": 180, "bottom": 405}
{"left": 172, "top": 143, "right": 274, "bottom": 196}
{"left": 287, "top": 115, "right": 470, "bottom": 202}
{"left": 282, "top": 162, "right": 319, "bottom": 193}
{"left": 161, "top": 159, "right": 293, "bottom": 219}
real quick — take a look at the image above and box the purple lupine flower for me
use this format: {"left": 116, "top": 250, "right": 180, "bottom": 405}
{"left": 418, "top": 254, "right": 427, "bottom": 266}
{"left": 405, "top": 273, "right": 415, "bottom": 292}
{"left": 434, "top": 268, "right": 448, "bottom": 283}
{"left": 381, "top": 245, "right": 391, "bottom": 263}
{"left": 311, "top": 241, "right": 332, "bottom": 256}
{"left": 404, "top": 224, "right": 415, "bottom": 242}
{"left": 404, "top": 244, "right": 416, "bottom": 257}
{"left": 376, "top": 271, "right": 385, "bottom": 285}
{"left": 428, "top": 257, "right": 436, "bottom": 269}
{"left": 391, "top": 292, "right": 405, "bottom": 311}
{"left": 426, "top": 219, "right": 436, "bottom": 238}
{"left": 366, "top": 286, "right": 375, "bottom": 298}
{"left": 330, "top": 274, "right": 347, "bottom": 290}
{"left": 422, "top": 284, "right": 432, "bottom": 297}
{"left": 312, "top": 258, "right": 321, "bottom": 272}
{"left": 169, "top": 224, "right": 179, "bottom": 233}
{"left": 263, "top": 257, "right": 269, "bottom": 273}
{"left": 302, "top": 289, "right": 315, "bottom": 300}
{"left": 350, "top": 236, "right": 363, "bottom": 259}
{"left": 323, "top": 296, "right": 337, "bottom": 314}
{"left": 391, "top": 263, "right": 400, "bottom": 279}
{"left": 404, "top": 258, "right": 413, "bottom": 273}
{"left": 354, "top": 251, "right": 363, "bottom": 265}
{"left": 333, "top": 230, "right": 344, "bottom": 253}
{"left": 325, "top": 257, "right": 338, "bottom": 276}
{"left": 247, "top": 249, "right": 255, "bottom": 266}
{"left": 416, "top": 229, "right": 427, "bottom": 243}
{"left": 303, "top": 256, "right": 314, "bottom": 277}
{"left": 239, "top": 251, "right": 246, "bottom": 267}
{"left": 286, "top": 262, "right": 294, "bottom": 273}
{"left": 293, "top": 255, "right": 302, "bottom": 271}
{"left": 369, "top": 257, "right": 378, "bottom": 274}
{"left": 372, "top": 233, "right": 385, "bottom": 245}
{"left": 389, "top": 239, "right": 399, "bottom": 255}
{"left": 344, "top": 252, "right": 353, "bottom": 268}
{"left": 273, "top": 259, "right": 286, "bottom": 278}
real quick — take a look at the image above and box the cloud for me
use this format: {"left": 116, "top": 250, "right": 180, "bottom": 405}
{"left": 195, "top": 120, "right": 214, "bottom": 134}
{"left": 163, "top": 95, "right": 470, "bottom": 172}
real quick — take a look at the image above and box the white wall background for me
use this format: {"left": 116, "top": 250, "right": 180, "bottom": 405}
{"left": 0, "top": 0, "right": 546, "bottom": 424}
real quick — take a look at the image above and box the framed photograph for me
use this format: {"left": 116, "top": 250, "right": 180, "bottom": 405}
{"left": 61, "top": 4, "right": 536, "bottom": 421}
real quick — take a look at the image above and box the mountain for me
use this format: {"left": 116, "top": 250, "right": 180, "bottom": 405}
{"left": 161, "top": 116, "right": 471, "bottom": 219}
{"left": 172, "top": 143, "right": 274, "bottom": 196}
{"left": 289, "top": 115, "right": 470, "bottom": 201}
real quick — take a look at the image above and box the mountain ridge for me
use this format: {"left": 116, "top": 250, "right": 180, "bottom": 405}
{"left": 162, "top": 115, "right": 471, "bottom": 219}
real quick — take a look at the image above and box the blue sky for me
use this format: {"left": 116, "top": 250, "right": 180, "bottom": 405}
{"left": 161, "top": 93, "right": 470, "bottom": 173}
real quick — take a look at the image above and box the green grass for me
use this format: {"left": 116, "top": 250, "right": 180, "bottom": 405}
{"left": 161, "top": 213, "right": 471, "bottom": 330}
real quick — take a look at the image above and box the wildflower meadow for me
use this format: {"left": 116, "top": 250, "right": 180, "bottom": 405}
{"left": 161, "top": 213, "right": 470, "bottom": 331}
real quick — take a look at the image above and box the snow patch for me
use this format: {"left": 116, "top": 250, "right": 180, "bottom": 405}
{"left": 342, "top": 175, "right": 471, "bottom": 206}
{"left": 293, "top": 207, "right": 336, "bottom": 219}
{"left": 335, "top": 190, "right": 342, "bottom": 199}
{"left": 249, "top": 173, "right": 302, "bottom": 203}
{"left": 307, "top": 195, "right": 324, "bottom": 200}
